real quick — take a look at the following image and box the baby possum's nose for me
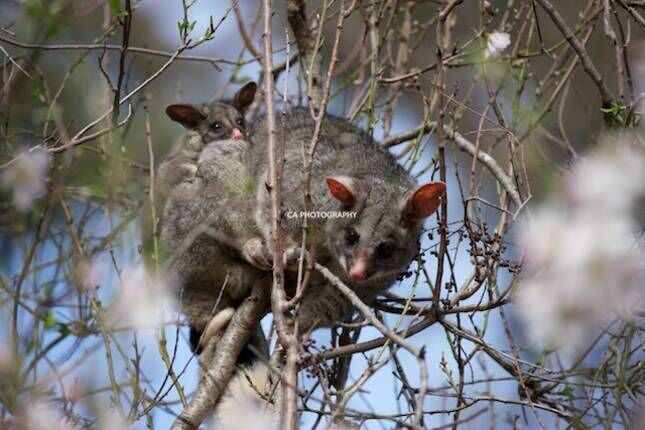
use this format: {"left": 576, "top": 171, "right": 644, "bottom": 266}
{"left": 349, "top": 248, "right": 373, "bottom": 282}
{"left": 231, "top": 128, "right": 244, "bottom": 140}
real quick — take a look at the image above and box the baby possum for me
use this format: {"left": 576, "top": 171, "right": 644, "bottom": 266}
{"left": 142, "top": 82, "right": 258, "bottom": 266}
{"left": 158, "top": 81, "right": 257, "bottom": 192}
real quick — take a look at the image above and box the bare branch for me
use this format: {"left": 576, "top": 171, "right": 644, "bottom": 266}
{"left": 171, "top": 281, "right": 269, "bottom": 429}
{"left": 534, "top": 0, "right": 614, "bottom": 108}
{"left": 287, "top": 0, "right": 323, "bottom": 108}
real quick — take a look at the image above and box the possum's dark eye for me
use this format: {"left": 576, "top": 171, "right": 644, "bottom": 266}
{"left": 376, "top": 241, "right": 395, "bottom": 260}
{"left": 235, "top": 117, "right": 244, "bottom": 127}
{"left": 211, "top": 122, "right": 221, "bottom": 130}
{"left": 344, "top": 228, "right": 359, "bottom": 246}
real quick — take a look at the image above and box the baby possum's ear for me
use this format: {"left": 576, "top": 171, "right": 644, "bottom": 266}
{"left": 326, "top": 176, "right": 367, "bottom": 208}
{"left": 401, "top": 182, "right": 446, "bottom": 226}
{"left": 232, "top": 82, "right": 258, "bottom": 112}
{"left": 165, "top": 104, "right": 206, "bottom": 129}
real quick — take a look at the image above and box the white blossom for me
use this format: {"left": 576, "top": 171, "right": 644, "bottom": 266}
{"left": 109, "top": 267, "right": 176, "bottom": 331}
{"left": 517, "top": 143, "right": 645, "bottom": 348}
{"left": 0, "top": 147, "right": 50, "bottom": 211}
{"left": 20, "top": 402, "right": 80, "bottom": 430}
{"left": 566, "top": 145, "right": 645, "bottom": 214}
{"left": 216, "top": 362, "right": 277, "bottom": 430}
{"left": 485, "top": 31, "right": 511, "bottom": 58}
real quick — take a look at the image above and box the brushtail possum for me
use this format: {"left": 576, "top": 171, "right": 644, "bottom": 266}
{"left": 158, "top": 81, "right": 257, "bottom": 192}
{"left": 210, "top": 109, "right": 444, "bottom": 428}
{"left": 195, "top": 106, "right": 445, "bottom": 336}
{"left": 247, "top": 108, "right": 446, "bottom": 331}
{"left": 163, "top": 106, "right": 444, "bottom": 426}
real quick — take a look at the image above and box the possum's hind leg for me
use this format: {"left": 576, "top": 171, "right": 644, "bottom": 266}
{"left": 198, "top": 307, "right": 269, "bottom": 374}
{"left": 200, "top": 307, "right": 235, "bottom": 349}
{"left": 199, "top": 307, "right": 235, "bottom": 364}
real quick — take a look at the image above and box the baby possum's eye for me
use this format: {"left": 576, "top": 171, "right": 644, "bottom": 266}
{"left": 235, "top": 117, "right": 244, "bottom": 127}
{"left": 211, "top": 122, "right": 221, "bottom": 131}
{"left": 376, "top": 241, "right": 395, "bottom": 260}
{"left": 344, "top": 228, "right": 360, "bottom": 246}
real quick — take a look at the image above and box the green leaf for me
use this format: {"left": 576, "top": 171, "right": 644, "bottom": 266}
{"left": 57, "top": 324, "right": 71, "bottom": 336}
{"left": 31, "top": 87, "right": 45, "bottom": 103}
{"left": 601, "top": 101, "right": 637, "bottom": 127}
{"left": 368, "top": 113, "right": 381, "bottom": 129}
{"left": 25, "top": 0, "right": 46, "bottom": 20}
{"left": 43, "top": 311, "right": 57, "bottom": 329}
{"left": 558, "top": 387, "right": 573, "bottom": 397}
{"left": 45, "top": 22, "right": 62, "bottom": 38}
{"left": 109, "top": 0, "right": 122, "bottom": 16}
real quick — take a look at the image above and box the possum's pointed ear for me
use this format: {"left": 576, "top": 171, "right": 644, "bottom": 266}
{"left": 401, "top": 182, "right": 446, "bottom": 225}
{"left": 232, "top": 82, "right": 257, "bottom": 112}
{"left": 326, "top": 176, "right": 366, "bottom": 208}
{"left": 165, "top": 104, "right": 206, "bottom": 129}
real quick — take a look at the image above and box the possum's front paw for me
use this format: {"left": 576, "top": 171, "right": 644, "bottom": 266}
{"left": 283, "top": 246, "right": 307, "bottom": 271}
{"left": 242, "top": 237, "right": 273, "bottom": 270}
{"left": 242, "top": 238, "right": 307, "bottom": 272}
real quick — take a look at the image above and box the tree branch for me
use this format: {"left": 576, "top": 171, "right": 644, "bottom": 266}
{"left": 262, "top": 1, "right": 299, "bottom": 428}
{"left": 313, "top": 262, "right": 428, "bottom": 429}
{"left": 171, "top": 280, "right": 269, "bottom": 430}
{"left": 382, "top": 122, "right": 522, "bottom": 207}
{"left": 534, "top": 0, "right": 614, "bottom": 108}
{"left": 287, "top": 0, "right": 323, "bottom": 108}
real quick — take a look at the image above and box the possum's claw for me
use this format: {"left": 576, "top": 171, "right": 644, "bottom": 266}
{"left": 243, "top": 238, "right": 309, "bottom": 272}
{"left": 242, "top": 237, "right": 273, "bottom": 270}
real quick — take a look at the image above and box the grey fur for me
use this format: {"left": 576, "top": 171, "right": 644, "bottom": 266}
{"left": 247, "top": 108, "right": 442, "bottom": 331}
{"left": 159, "top": 101, "right": 252, "bottom": 192}
{"left": 160, "top": 139, "right": 268, "bottom": 333}
{"left": 143, "top": 84, "right": 257, "bottom": 262}
{"left": 149, "top": 83, "right": 268, "bottom": 340}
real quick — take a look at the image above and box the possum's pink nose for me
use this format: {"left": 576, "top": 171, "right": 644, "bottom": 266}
{"left": 231, "top": 128, "right": 244, "bottom": 140}
{"left": 349, "top": 259, "right": 367, "bottom": 282}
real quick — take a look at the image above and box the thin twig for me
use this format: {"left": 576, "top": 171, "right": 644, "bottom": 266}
{"left": 0, "top": 34, "right": 225, "bottom": 69}
{"left": 534, "top": 0, "right": 614, "bottom": 108}
{"left": 262, "top": 1, "right": 298, "bottom": 428}
{"left": 382, "top": 122, "right": 522, "bottom": 207}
